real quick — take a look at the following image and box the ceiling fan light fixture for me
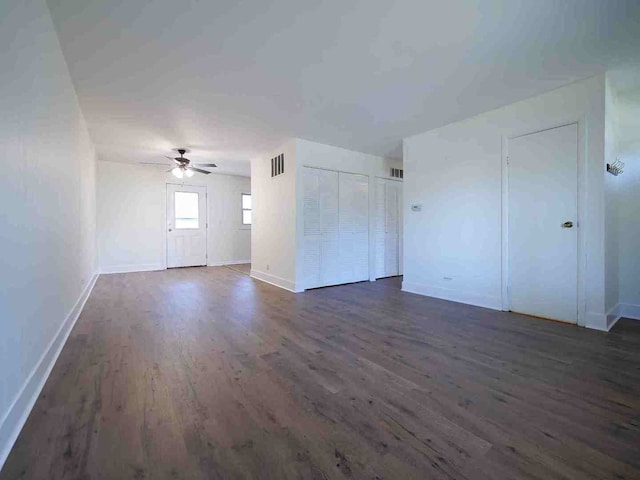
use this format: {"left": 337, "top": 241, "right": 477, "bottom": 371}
{"left": 172, "top": 167, "right": 183, "bottom": 179}
{"left": 185, "top": 169, "right": 194, "bottom": 178}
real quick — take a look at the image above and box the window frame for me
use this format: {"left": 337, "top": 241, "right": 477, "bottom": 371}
{"left": 241, "top": 193, "right": 252, "bottom": 226}
{"left": 174, "top": 191, "right": 200, "bottom": 230}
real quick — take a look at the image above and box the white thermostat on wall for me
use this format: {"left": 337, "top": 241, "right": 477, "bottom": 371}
{"left": 411, "top": 203, "right": 422, "bottom": 212}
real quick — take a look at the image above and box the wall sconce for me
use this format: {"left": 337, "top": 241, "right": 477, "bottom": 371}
{"left": 606, "top": 159, "right": 624, "bottom": 176}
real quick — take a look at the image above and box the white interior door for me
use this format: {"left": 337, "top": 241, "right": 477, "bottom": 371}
{"left": 374, "top": 179, "right": 386, "bottom": 278}
{"left": 338, "top": 172, "right": 369, "bottom": 284}
{"left": 303, "top": 168, "right": 339, "bottom": 289}
{"left": 508, "top": 123, "right": 578, "bottom": 323}
{"left": 167, "top": 184, "right": 207, "bottom": 268}
{"left": 303, "top": 167, "right": 368, "bottom": 289}
{"left": 384, "top": 180, "right": 400, "bottom": 277}
{"left": 375, "top": 178, "right": 401, "bottom": 279}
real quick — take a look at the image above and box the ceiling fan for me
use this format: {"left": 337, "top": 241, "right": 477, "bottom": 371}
{"left": 141, "top": 149, "right": 217, "bottom": 178}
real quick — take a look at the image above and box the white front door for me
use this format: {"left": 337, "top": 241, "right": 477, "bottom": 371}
{"left": 166, "top": 184, "right": 207, "bottom": 268}
{"left": 507, "top": 123, "right": 578, "bottom": 323}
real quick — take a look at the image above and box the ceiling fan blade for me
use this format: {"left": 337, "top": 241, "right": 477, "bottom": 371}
{"left": 140, "top": 162, "right": 171, "bottom": 166}
{"left": 189, "top": 167, "right": 211, "bottom": 175}
{"left": 193, "top": 163, "right": 218, "bottom": 168}
{"left": 165, "top": 156, "right": 181, "bottom": 163}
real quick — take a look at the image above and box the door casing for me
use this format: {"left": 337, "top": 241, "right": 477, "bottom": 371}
{"left": 165, "top": 183, "right": 208, "bottom": 268}
{"left": 501, "top": 119, "right": 587, "bottom": 327}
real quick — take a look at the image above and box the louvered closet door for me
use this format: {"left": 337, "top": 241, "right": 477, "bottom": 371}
{"left": 338, "top": 172, "right": 369, "bottom": 284}
{"left": 303, "top": 167, "right": 339, "bottom": 289}
{"left": 374, "top": 179, "right": 387, "bottom": 278}
{"left": 374, "top": 179, "right": 401, "bottom": 278}
{"left": 319, "top": 170, "right": 340, "bottom": 285}
{"left": 303, "top": 168, "right": 321, "bottom": 288}
{"left": 384, "top": 181, "right": 400, "bottom": 277}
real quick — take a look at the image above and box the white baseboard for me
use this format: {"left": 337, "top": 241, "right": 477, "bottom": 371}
{"left": 401, "top": 281, "right": 501, "bottom": 310}
{"left": 208, "top": 260, "right": 251, "bottom": 267}
{"left": 250, "top": 269, "right": 302, "bottom": 293}
{"left": 584, "top": 311, "right": 609, "bottom": 331}
{"left": 606, "top": 304, "right": 622, "bottom": 331}
{"left": 618, "top": 303, "right": 640, "bottom": 320}
{"left": 0, "top": 272, "right": 99, "bottom": 470}
{"left": 606, "top": 303, "right": 640, "bottom": 331}
{"left": 100, "top": 263, "right": 165, "bottom": 274}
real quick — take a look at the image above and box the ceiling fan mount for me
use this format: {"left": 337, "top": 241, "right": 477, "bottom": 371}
{"left": 139, "top": 148, "right": 218, "bottom": 178}
{"left": 171, "top": 149, "right": 190, "bottom": 165}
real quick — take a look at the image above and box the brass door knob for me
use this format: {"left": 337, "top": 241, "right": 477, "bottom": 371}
{"left": 562, "top": 221, "right": 573, "bottom": 228}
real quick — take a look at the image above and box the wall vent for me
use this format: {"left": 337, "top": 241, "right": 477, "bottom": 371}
{"left": 271, "top": 154, "right": 285, "bottom": 177}
{"left": 390, "top": 167, "right": 403, "bottom": 179}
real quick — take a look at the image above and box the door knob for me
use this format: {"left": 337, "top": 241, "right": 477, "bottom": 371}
{"left": 561, "top": 221, "right": 573, "bottom": 228}
{"left": 168, "top": 228, "right": 172, "bottom": 232}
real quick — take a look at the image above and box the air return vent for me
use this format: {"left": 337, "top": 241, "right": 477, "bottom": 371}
{"left": 271, "top": 154, "right": 284, "bottom": 177}
{"left": 390, "top": 167, "right": 403, "bottom": 179}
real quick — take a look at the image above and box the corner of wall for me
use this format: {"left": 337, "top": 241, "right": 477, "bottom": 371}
{"left": 0, "top": 272, "right": 99, "bottom": 470}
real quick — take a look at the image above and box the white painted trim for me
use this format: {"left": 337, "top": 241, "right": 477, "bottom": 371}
{"left": 0, "top": 272, "right": 99, "bottom": 470}
{"left": 606, "top": 304, "right": 622, "bottom": 331}
{"left": 165, "top": 182, "right": 208, "bottom": 269}
{"left": 501, "top": 120, "right": 588, "bottom": 327}
{"left": 208, "top": 260, "right": 251, "bottom": 267}
{"left": 605, "top": 303, "right": 640, "bottom": 332}
{"left": 618, "top": 303, "right": 640, "bottom": 320}
{"left": 100, "top": 263, "right": 165, "bottom": 274}
{"left": 250, "top": 269, "right": 302, "bottom": 293}
{"left": 584, "top": 311, "right": 608, "bottom": 331}
{"left": 401, "top": 281, "right": 501, "bottom": 310}
{"left": 500, "top": 134, "right": 509, "bottom": 312}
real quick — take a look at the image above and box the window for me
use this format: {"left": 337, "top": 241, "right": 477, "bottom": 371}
{"left": 242, "top": 193, "right": 252, "bottom": 225}
{"left": 174, "top": 191, "right": 199, "bottom": 229}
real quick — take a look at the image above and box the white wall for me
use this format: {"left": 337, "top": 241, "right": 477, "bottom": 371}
{"left": 403, "top": 75, "right": 608, "bottom": 330}
{"left": 250, "top": 140, "right": 299, "bottom": 291}
{"left": 250, "top": 138, "right": 402, "bottom": 292}
{"left": 0, "top": 0, "right": 98, "bottom": 467}
{"left": 98, "top": 161, "right": 250, "bottom": 273}
{"left": 604, "top": 75, "right": 621, "bottom": 324}
{"left": 613, "top": 76, "right": 640, "bottom": 320}
{"left": 616, "top": 148, "right": 640, "bottom": 316}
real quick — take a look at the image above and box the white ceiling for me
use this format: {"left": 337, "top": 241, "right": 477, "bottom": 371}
{"left": 47, "top": 0, "right": 640, "bottom": 176}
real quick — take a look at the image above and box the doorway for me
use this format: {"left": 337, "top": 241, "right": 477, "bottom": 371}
{"left": 505, "top": 123, "right": 578, "bottom": 323}
{"left": 166, "top": 184, "right": 207, "bottom": 268}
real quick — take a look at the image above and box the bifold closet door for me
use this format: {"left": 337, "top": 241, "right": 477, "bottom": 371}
{"left": 375, "top": 178, "right": 401, "bottom": 279}
{"left": 338, "top": 172, "right": 369, "bottom": 284}
{"left": 303, "top": 167, "right": 340, "bottom": 289}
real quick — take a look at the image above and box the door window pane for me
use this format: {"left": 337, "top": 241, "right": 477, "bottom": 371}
{"left": 242, "top": 210, "right": 252, "bottom": 225}
{"left": 175, "top": 191, "right": 199, "bottom": 229}
{"left": 242, "top": 194, "right": 252, "bottom": 210}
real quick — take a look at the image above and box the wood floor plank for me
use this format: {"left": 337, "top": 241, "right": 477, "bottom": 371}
{"left": 1, "top": 267, "right": 639, "bottom": 479}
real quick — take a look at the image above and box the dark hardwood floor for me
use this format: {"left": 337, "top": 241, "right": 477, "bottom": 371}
{"left": 2, "top": 267, "right": 639, "bottom": 479}
{"left": 225, "top": 263, "right": 251, "bottom": 276}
